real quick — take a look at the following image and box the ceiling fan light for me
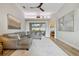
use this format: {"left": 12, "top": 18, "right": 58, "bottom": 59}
{"left": 36, "top": 16, "right": 40, "bottom": 18}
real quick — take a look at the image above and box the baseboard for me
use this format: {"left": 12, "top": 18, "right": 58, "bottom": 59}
{"left": 57, "top": 39, "right": 79, "bottom": 50}
{"left": 51, "top": 38, "right": 79, "bottom": 56}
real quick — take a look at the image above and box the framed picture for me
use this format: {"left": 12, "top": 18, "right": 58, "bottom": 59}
{"left": 58, "top": 17, "right": 64, "bottom": 31}
{"left": 58, "top": 11, "right": 74, "bottom": 32}
{"left": 7, "top": 14, "right": 21, "bottom": 29}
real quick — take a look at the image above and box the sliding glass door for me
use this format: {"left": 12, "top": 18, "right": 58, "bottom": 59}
{"left": 30, "top": 23, "right": 46, "bottom": 39}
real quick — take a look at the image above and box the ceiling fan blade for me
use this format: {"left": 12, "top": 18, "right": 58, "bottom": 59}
{"left": 37, "top": 3, "right": 43, "bottom": 8}
{"left": 22, "top": 6, "right": 26, "bottom": 9}
{"left": 40, "top": 8, "right": 44, "bottom": 12}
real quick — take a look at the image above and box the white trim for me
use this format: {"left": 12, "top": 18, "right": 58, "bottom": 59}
{"left": 57, "top": 39, "right": 79, "bottom": 50}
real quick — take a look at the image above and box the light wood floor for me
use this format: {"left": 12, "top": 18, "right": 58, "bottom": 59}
{"left": 3, "top": 50, "right": 15, "bottom": 56}
{"left": 51, "top": 37, "right": 79, "bottom": 56}
{"left": 10, "top": 50, "right": 30, "bottom": 56}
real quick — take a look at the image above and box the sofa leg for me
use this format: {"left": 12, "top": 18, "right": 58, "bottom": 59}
{"left": 26, "top": 48, "right": 29, "bottom": 51}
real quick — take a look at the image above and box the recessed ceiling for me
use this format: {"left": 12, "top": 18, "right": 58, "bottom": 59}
{"left": 16, "top": 3, "right": 64, "bottom": 19}
{"left": 16, "top": 3, "right": 64, "bottom": 14}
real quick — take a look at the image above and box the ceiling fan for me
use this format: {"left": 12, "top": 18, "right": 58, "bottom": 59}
{"left": 30, "top": 3, "right": 45, "bottom": 12}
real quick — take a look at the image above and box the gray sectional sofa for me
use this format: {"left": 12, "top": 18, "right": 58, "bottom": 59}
{"left": 2, "top": 32, "right": 32, "bottom": 50}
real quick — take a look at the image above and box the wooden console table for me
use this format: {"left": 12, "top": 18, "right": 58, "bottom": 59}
{"left": 50, "top": 31, "right": 55, "bottom": 38}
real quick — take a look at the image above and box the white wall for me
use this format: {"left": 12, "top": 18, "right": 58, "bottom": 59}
{"left": 55, "top": 3, "right": 79, "bottom": 49}
{"left": 0, "top": 4, "right": 25, "bottom": 35}
{"left": 48, "top": 20, "right": 56, "bottom": 38}
{"left": 25, "top": 20, "right": 50, "bottom": 37}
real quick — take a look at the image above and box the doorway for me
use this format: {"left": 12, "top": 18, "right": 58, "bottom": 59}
{"left": 29, "top": 22, "right": 46, "bottom": 39}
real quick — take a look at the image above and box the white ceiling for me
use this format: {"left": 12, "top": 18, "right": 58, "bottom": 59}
{"left": 16, "top": 3, "right": 64, "bottom": 13}
{"left": 16, "top": 3, "right": 64, "bottom": 19}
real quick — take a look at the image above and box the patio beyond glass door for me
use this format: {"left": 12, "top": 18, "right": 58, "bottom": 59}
{"left": 30, "top": 23, "right": 46, "bottom": 39}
